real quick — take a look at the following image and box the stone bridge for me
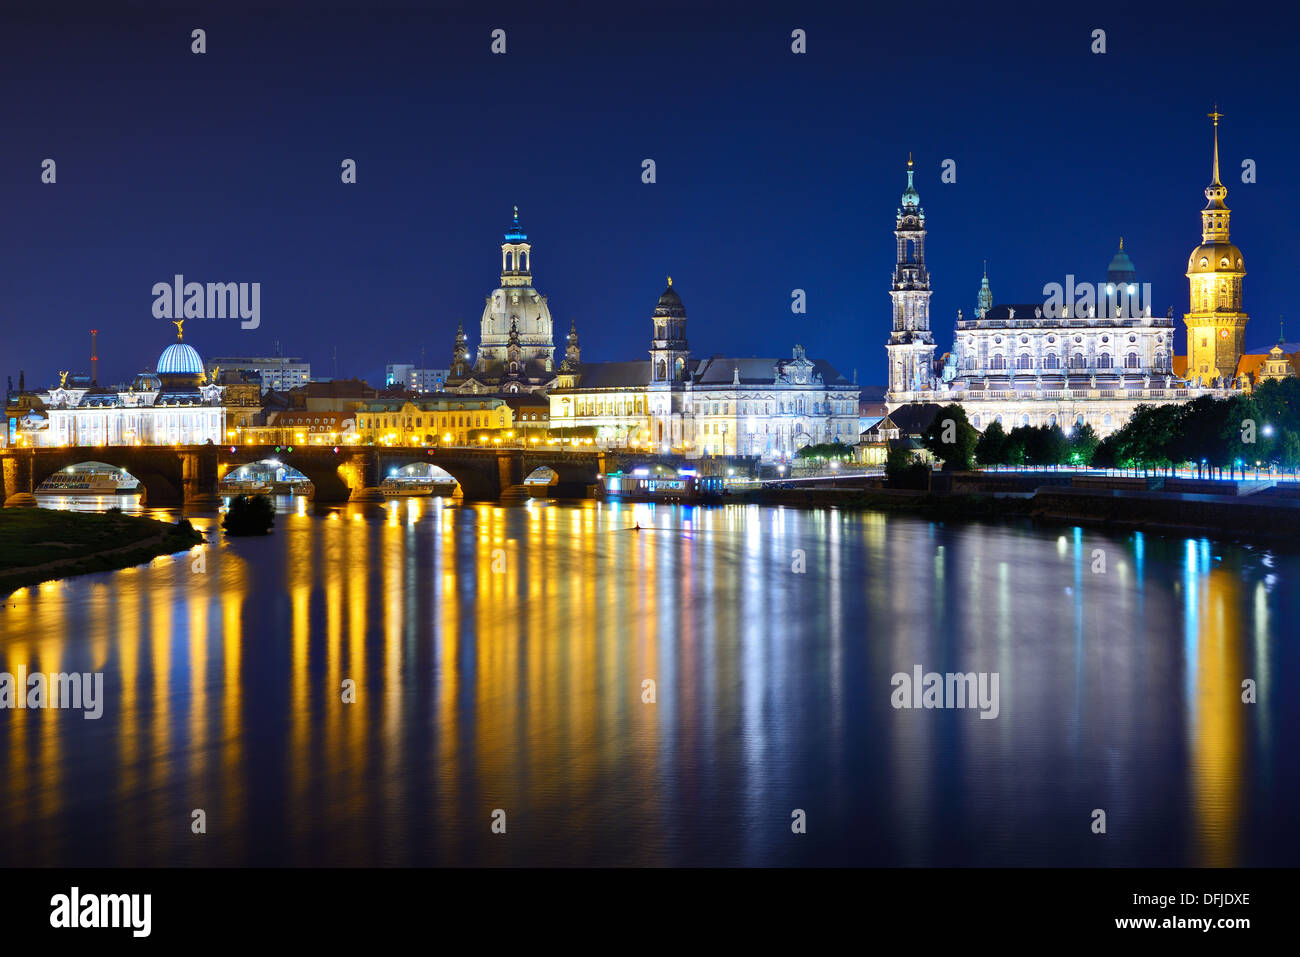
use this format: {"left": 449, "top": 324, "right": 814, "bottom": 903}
{"left": 2, "top": 445, "right": 606, "bottom": 505}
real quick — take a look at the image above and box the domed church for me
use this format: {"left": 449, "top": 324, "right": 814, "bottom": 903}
{"left": 446, "top": 208, "right": 559, "bottom": 394}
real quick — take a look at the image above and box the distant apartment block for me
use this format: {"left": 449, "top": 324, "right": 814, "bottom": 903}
{"left": 206, "top": 356, "right": 310, "bottom": 393}
{"left": 386, "top": 363, "right": 449, "bottom": 393}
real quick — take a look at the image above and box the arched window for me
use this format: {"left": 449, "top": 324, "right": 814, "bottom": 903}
{"left": 1017, "top": 354, "right": 1032, "bottom": 370}
{"left": 971, "top": 415, "right": 981, "bottom": 428}
{"left": 990, "top": 354, "right": 1006, "bottom": 370}
{"left": 1125, "top": 352, "right": 1140, "bottom": 368}
{"left": 1044, "top": 353, "right": 1060, "bottom": 369}
{"left": 1097, "top": 353, "right": 1112, "bottom": 369}
{"left": 1071, "top": 353, "right": 1085, "bottom": 369}
{"left": 656, "top": 359, "right": 667, "bottom": 381}
{"left": 1020, "top": 414, "right": 1030, "bottom": 427}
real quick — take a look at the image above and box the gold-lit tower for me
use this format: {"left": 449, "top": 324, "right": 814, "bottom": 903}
{"left": 1184, "top": 108, "right": 1248, "bottom": 385}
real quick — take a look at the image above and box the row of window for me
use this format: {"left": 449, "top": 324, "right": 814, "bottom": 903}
{"left": 359, "top": 413, "right": 504, "bottom": 429}
{"left": 565, "top": 397, "right": 855, "bottom": 417}
{"left": 971, "top": 412, "right": 1115, "bottom": 430}
{"left": 969, "top": 352, "right": 1168, "bottom": 371}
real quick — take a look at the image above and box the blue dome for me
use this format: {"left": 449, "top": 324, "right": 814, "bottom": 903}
{"left": 157, "top": 342, "right": 204, "bottom": 375}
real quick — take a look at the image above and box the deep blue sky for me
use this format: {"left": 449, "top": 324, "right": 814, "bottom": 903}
{"left": 3, "top": 0, "right": 1297, "bottom": 390}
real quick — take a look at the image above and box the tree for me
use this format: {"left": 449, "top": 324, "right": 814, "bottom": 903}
{"left": 796, "top": 442, "right": 852, "bottom": 461}
{"left": 1276, "top": 429, "right": 1300, "bottom": 476}
{"left": 975, "top": 420, "right": 1007, "bottom": 466}
{"left": 1068, "top": 422, "right": 1100, "bottom": 466}
{"left": 1092, "top": 434, "right": 1119, "bottom": 468}
{"left": 1024, "top": 424, "right": 1069, "bottom": 466}
{"left": 920, "top": 403, "right": 978, "bottom": 471}
{"left": 222, "top": 493, "right": 275, "bottom": 536}
{"left": 885, "top": 447, "right": 930, "bottom": 488}
{"left": 1004, "top": 427, "right": 1032, "bottom": 466}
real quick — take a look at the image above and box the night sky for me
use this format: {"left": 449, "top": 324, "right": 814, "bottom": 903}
{"left": 3, "top": 0, "right": 1297, "bottom": 390}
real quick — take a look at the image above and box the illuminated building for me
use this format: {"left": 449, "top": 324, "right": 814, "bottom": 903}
{"left": 549, "top": 281, "right": 860, "bottom": 459}
{"left": 21, "top": 323, "right": 228, "bottom": 447}
{"left": 885, "top": 154, "right": 937, "bottom": 402}
{"left": 445, "top": 208, "right": 557, "bottom": 394}
{"left": 204, "top": 355, "right": 310, "bottom": 393}
{"left": 1180, "top": 109, "right": 1249, "bottom": 385}
{"left": 354, "top": 396, "right": 512, "bottom": 446}
{"left": 888, "top": 114, "right": 1247, "bottom": 436}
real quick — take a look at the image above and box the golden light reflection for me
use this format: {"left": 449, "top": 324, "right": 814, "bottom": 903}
{"left": 1189, "top": 567, "right": 1245, "bottom": 867}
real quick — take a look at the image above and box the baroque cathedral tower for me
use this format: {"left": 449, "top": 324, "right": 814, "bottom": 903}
{"left": 1184, "top": 109, "right": 1248, "bottom": 385}
{"left": 885, "top": 155, "right": 936, "bottom": 401}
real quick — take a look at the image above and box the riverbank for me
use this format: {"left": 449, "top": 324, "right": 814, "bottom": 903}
{"left": 737, "top": 480, "right": 1300, "bottom": 544}
{"left": 0, "top": 509, "right": 205, "bottom": 593}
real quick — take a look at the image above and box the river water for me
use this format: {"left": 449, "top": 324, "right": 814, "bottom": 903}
{"left": 1, "top": 497, "right": 1296, "bottom": 866}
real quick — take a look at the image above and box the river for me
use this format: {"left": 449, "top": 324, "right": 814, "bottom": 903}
{"left": 1, "top": 497, "right": 1296, "bottom": 866}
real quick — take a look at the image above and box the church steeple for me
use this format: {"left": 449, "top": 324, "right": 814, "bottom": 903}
{"left": 561, "top": 318, "right": 581, "bottom": 369}
{"left": 501, "top": 205, "right": 533, "bottom": 285}
{"left": 976, "top": 261, "right": 993, "bottom": 319}
{"left": 886, "top": 154, "right": 936, "bottom": 401}
{"left": 451, "top": 319, "right": 469, "bottom": 376}
{"left": 1184, "top": 108, "right": 1248, "bottom": 386}
{"left": 1202, "top": 108, "right": 1231, "bottom": 242}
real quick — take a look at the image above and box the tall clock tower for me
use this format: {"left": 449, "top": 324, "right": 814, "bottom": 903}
{"left": 1184, "top": 109, "right": 1248, "bottom": 386}
{"left": 886, "top": 155, "right": 936, "bottom": 401}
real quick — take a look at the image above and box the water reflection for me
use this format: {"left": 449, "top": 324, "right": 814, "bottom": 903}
{"left": 1, "top": 501, "right": 1295, "bottom": 866}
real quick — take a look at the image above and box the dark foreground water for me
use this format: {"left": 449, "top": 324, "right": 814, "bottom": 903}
{"left": 1, "top": 498, "right": 1297, "bottom": 866}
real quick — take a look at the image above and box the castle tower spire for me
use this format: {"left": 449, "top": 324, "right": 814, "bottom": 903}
{"left": 1184, "top": 109, "right": 1248, "bottom": 386}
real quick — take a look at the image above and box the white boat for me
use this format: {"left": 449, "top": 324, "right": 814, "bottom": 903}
{"left": 220, "top": 480, "right": 273, "bottom": 495}
{"left": 36, "top": 463, "right": 142, "bottom": 496}
{"left": 381, "top": 478, "right": 457, "bottom": 497}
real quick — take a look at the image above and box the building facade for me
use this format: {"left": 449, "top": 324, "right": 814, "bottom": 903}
{"left": 548, "top": 282, "right": 860, "bottom": 459}
{"left": 354, "top": 397, "right": 512, "bottom": 446}
{"left": 20, "top": 325, "right": 228, "bottom": 447}
{"left": 887, "top": 116, "right": 1245, "bottom": 437}
{"left": 386, "top": 363, "right": 449, "bottom": 393}
{"left": 205, "top": 355, "right": 310, "bottom": 393}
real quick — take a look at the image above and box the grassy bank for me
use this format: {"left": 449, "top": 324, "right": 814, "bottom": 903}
{"left": 0, "top": 508, "right": 205, "bottom": 592}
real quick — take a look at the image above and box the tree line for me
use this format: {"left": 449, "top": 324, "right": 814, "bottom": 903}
{"left": 908, "top": 377, "right": 1300, "bottom": 476}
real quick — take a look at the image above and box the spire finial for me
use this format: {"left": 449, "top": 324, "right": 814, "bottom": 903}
{"left": 983, "top": 258, "right": 987, "bottom": 278}
{"left": 1208, "top": 106, "right": 1224, "bottom": 185}
{"left": 1119, "top": 236, "right": 1124, "bottom": 250}
{"left": 667, "top": 275, "right": 672, "bottom": 287}
{"left": 907, "top": 151, "right": 913, "bottom": 168}
{"left": 513, "top": 204, "right": 519, "bottom": 222}
{"left": 172, "top": 319, "right": 184, "bottom": 341}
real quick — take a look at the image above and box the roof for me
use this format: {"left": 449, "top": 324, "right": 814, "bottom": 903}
{"left": 499, "top": 393, "right": 550, "bottom": 411}
{"left": 301, "top": 378, "right": 375, "bottom": 398}
{"left": 690, "top": 355, "right": 852, "bottom": 386}
{"left": 1238, "top": 351, "right": 1300, "bottom": 379}
{"left": 562, "top": 361, "right": 647, "bottom": 390}
{"left": 157, "top": 342, "right": 204, "bottom": 376}
{"left": 886, "top": 402, "right": 945, "bottom": 436}
{"left": 653, "top": 285, "right": 686, "bottom": 318}
{"left": 981, "top": 304, "right": 1057, "bottom": 321}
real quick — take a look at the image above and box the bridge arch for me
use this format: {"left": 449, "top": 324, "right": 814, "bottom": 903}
{"left": 26, "top": 447, "right": 215, "bottom": 505}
